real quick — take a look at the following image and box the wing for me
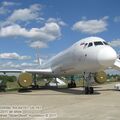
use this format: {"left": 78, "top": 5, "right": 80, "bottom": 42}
{"left": 24, "top": 68, "right": 52, "bottom": 74}
{"left": 113, "top": 59, "right": 120, "bottom": 71}
{"left": 0, "top": 68, "right": 53, "bottom": 75}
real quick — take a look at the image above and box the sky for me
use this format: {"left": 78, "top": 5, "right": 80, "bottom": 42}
{"left": 0, "top": 0, "right": 119, "bottom": 71}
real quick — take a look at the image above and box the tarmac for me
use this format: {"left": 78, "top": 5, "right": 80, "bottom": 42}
{"left": 0, "top": 82, "right": 120, "bottom": 120}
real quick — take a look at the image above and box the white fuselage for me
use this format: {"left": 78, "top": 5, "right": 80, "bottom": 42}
{"left": 41, "top": 37, "right": 117, "bottom": 76}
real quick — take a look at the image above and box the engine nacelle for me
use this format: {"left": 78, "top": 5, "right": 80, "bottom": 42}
{"left": 18, "top": 73, "right": 32, "bottom": 88}
{"left": 94, "top": 71, "right": 107, "bottom": 84}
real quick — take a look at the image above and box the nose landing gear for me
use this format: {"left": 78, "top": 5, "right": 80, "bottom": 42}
{"left": 68, "top": 76, "right": 76, "bottom": 88}
{"left": 68, "top": 80, "right": 76, "bottom": 88}
{"left": 84, "top": 86, "right": 94, "bottom": 94}
{"left": 84, "top": 73, "right": 94, "bottom": 94}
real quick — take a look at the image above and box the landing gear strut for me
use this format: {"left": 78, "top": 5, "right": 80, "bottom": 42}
{"left": 32, "top": 74, "right": 39, "bottom": 89}
{"left": 84, "top": 73, "right": 94, "bottom": 94}
{"left": 68, "top": 76, "right": 76, "bottom": 88}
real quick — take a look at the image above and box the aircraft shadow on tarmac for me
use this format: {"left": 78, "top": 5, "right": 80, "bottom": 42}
{"left": 17, "top": 86, "right": 101, "bottom": 95}
{"left": 50, "top": 88, "right": 101, "bottom": 95}
{"left": 95, "top": 88, "right": 116, "bottom": 91}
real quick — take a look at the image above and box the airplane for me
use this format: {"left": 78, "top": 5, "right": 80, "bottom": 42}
{"left": 0, "top": 36, "right": 120, "bottom": 94}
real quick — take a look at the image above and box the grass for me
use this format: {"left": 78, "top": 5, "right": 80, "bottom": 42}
{"left": 6, "top": 81, "right": 21, "bottom": 92}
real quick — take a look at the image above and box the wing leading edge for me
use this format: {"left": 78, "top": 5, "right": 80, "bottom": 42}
{"left": 0, "top": 68, "right": 52, "bottom": 74}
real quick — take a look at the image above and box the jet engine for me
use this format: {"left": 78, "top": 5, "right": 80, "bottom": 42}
{"left": 94, "top": 71, "right": 107, "bottom": 84}
{"left": 18, "top": 73, "right": 32, "bottom": 88}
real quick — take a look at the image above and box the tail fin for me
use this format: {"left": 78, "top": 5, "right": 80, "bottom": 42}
{"left": 37, "top": 57, "right": 43, "bottom": 65}
{"left": 36, "top": 48, "right": 42, "bottom": 66}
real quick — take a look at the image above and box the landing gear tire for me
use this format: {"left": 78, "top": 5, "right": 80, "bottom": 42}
{"left": 85, "top": 87, "right": 89, "bottom": 94}
{"left": 85, "top": 87, "right": 94, "bottom": 94}
{"left": 68, "top": 81, "right": 76, "bottom": 88}
{"left": 73, "top": 82, "right": 76, "bottom": 88}
{"left": 32, "top": 85, "right": 39, "bottom": 89}
{"left": 89, "top": 87, "right": 94, "bottom": 94}
{"left": 68, "top": 83, "right": 71, "bottom": 88}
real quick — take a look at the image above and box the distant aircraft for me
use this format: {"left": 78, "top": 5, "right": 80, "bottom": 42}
{"left": 0, "top": 37, "right": 120, "bottom": 94}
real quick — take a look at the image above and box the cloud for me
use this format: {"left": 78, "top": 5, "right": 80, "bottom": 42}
{"left": 72, "top": 17, "right": 108, "bottom": 34}
{"left": 0, "top": 22, "right": 61, "bottom": 51}
{"left": 47, "top": 18, "right": 67, "bottom": 26}
{"left": 0, "top": 53, "right": 31, "bottom": 60}
{"left": 7, "top": 4, "right": 42, "bottom": 23}
{"left": 2, "top": 1, "right": 17, "bottom": 6}
{"left": 0, "top": 24, "right": 28, "bottom": 37}
{"left": 0, "top": 6, "right": 9, "bottom": 15}
{"left": 109, "top": 39, "right": 120, "bottom": 47}
{"left": 20, "top": 62, "right": 37, "bottom": 68}
{"left": 0, "top": 61, "right": 38, "bottom": 69}
{"left": 0, "top": 62, "right": 20, "bottom": 69}
{"left": 114, "top": 16, "right": 120, "bottom": 22}
{"left": 0, "top": 1, "right": 17, "bottom": 15}
{"left": 0, "top": 22, "right": 61, "bottom": 41}
{"left": 30, "top": 41, "right": 48, "bottom": 48}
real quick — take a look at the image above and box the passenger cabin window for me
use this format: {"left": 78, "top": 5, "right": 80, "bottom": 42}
{"left": 88, "top": 42, "right": 93, "bottom": 47}
{"left": 94, "top": 41, "right": 103, "bottom": 46}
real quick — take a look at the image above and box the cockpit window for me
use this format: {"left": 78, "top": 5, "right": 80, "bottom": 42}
{"left": 94, "top": 41, "right": 103, "bottom": 46}
{"left": 103, "top": 41, "right": 109, "bottom": 45}
{"left": 84, "top": 43, "right": 88, "bottom": 47}
{"left": 88, "top": 42, "right": 93, "bottom": 47}
{"left": 80, "top": 43, "right": 85, "bottom": 45}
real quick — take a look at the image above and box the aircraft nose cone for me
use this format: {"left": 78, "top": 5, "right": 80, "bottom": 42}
{"left": 98, "top": 47, "right": 117, "bottom": 67}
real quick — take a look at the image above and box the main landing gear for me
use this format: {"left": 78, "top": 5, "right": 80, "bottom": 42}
{"left": 68, "top": 76, "right": 76, "bottom": 88}
{"left": 84, "top": 86, "right": 94, "bottom": 94}
{"left": 32, "top": 74, "right": 39, "bottom": 89}
{"left": 84, "top": 73, "right": 94, "bottom": 94}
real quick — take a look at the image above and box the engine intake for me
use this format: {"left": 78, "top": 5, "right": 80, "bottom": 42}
{"left": 94, "top": 71, "right": 107, "bottom": 84}
{"left": 18, "top": 73, "right": 32, "bottom": 88}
